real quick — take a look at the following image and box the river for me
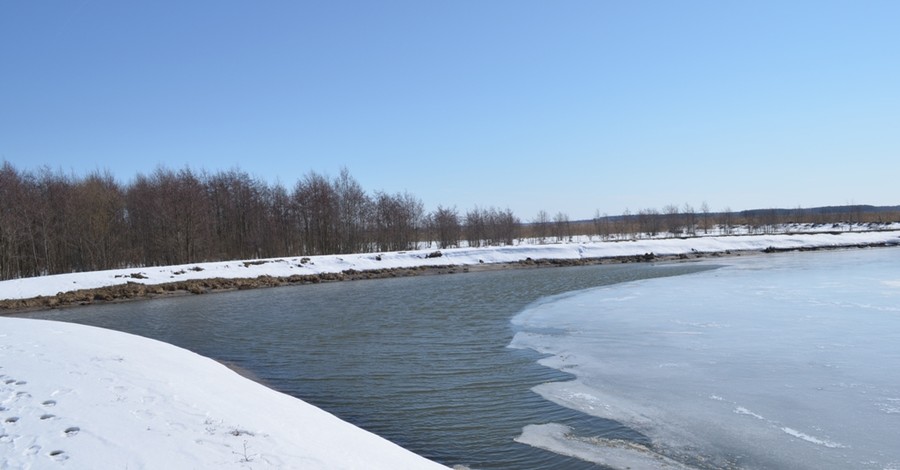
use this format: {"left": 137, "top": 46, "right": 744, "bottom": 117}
{"left": 20, "top": 261, "right": 714, "bottom": 469}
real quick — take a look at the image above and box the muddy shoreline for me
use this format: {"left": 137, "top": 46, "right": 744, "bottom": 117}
{"left": 1, "top": 242, "right": 894, "bottom": 315}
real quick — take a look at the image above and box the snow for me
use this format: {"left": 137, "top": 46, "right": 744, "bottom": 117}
{"left": 0, "top": 317, "right": 448, "bottom": 469}
{"left": 1, "top": 228, "right": 899, "bottom": 469}
{"left": 510, "top": 246, "right": 900, "bottom": 469}
{"left": 2, "top": 229, "right": 899, "bottom": 301}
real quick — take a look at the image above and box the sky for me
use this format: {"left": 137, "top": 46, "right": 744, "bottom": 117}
{"left": 2, "top": 1, "right": 898, "bottom": 220}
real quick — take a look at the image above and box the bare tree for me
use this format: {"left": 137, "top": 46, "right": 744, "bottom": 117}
{"left": 266, "top": 182, "right": 300, "bottom": 256}
{"left": 373, "top": 191, "right": 424, "bottom": 252}
{"left": 700, "top": 201, "right": 711, "bottom": 234}
{"left": 207, "top": 169, "right": 270, "bottom": 259}
{"left": 637, "top": 208, "right": 661, "bottom": 238}
{"left": 591, "top": 210, "right": 603, "bottom": 241}
{"left": 494, "top": 208, "right": 519, "bottom": 246}
{"left": 334, "top": 167, "right": 371, "bottom": 254}
{"left": 430, "top": 205, "right": 461, "bottom": 249}
{"left": 595, "top": 211, "right": 613, "bottom": 240}
{"left": 553, "top": 212, "right": 571, "bottom": 242}
{"left": 464, "top": 207, "right": 486, "bottom": 248}
{"left": 721, "top": 207, "right": 734, "bottom": 235}
{"left": 293, "top": 172, "right": 338, "bottom": 255}
{"left": 0, "top": 162, "right": 28, "bottom": 278}
{"left": 532, "top": 210, "right": 550, "bottom": 244}
{"left": 683, "top": 203, "right": 696, "bottom": 236}
{"left": 70, "top": 170, "right": 127, "bottom": 271}
{"left": 663, "top": 204, "right": 681, "bottom": 237}
{"left": 620, "top": 208, "right": 635, "bottom": 240}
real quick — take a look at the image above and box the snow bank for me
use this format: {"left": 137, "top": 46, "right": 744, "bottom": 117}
{"left": 0, "top": 317, "right": 447, "bottom": 469}
{"left": 2, "top": 230, "right": 899, "bottom": 301}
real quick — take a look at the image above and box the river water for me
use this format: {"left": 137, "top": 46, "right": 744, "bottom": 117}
{"left": 20, "top": 261, "right": 715, "bottom": 469}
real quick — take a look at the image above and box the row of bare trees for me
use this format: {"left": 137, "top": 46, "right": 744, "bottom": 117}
{"left": 3, "top": 160, "right": 897, "bottom": 280}
{"left": 0, "top": 164, "right": 450, "bottom": 280}
{"left": 586, "top": 203, "right": 898, "bottom": 241}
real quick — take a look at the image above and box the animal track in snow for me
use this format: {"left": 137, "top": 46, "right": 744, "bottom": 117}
{"left": 40, "top": 414, "right": 56, "bottom": 420}
{"left": 42, "top": 400, "right": 56, "bottom": 407}
{"left": 64, "top": 426, "right": 80, "bottom": 437}
{"left": 48, "top": 450, "right": 69, "bottom": 461}
{"left": 5, "top": 416, "right": 19, "bottom": 423}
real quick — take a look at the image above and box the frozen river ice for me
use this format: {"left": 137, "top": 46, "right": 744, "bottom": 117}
{"left": 511, "top": 247, "right": 900, "bottom": 469}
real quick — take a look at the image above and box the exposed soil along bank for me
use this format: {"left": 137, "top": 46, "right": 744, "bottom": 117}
{"left": 1, "top": 242, "right": 896, "bottom": 314}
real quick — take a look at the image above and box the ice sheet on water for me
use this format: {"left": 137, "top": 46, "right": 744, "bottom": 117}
{"left": 511, "top": 248, "right": 900, "bottom": 470}
{"left": 516, "top": 422, "right": 694, "bottom": 470}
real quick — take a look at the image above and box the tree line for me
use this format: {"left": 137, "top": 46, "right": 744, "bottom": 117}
{"left": 2, "top": 161, "right": 897, "bottom": 281}
{"left": 574, "top": 203, "right": 899, "bottom": 242}
{"left": 0, "top": 163, "right": 522, "bottom": 280}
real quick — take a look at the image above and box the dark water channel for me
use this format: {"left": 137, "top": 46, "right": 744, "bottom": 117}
{"left": 22, "top": 262, "right": 715, "bottom": 469}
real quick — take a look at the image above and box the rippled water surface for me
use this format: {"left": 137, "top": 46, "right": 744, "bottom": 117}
{"left": 22, "top": 261, "right": 714, "bottom": 469}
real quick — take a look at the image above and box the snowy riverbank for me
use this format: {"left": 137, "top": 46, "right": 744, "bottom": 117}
{"left": 2, "top": 229, "right": 900, "bottom": 302}
{"left": 0, "top": 317, "right": 449, "bottom": 469}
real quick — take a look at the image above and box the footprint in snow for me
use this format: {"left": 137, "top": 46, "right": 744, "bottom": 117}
{"left": 5, "top": 417, "right": 19, "bottom": 424}
{"left": 49, "top": 449, "right": 68, "bottom": 461}
{"left": 64, "top": 426, "right": 80, "bottom": 437}
{"left": 42, "top": 400, "right": 57, "bottom": 407}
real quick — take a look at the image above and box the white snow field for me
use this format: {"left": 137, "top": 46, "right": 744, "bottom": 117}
{"left": 0, "top": 317, "right": 449, "bottom": 469}
{"left": 511, "top": 246, "right": 900, "bottom": 470}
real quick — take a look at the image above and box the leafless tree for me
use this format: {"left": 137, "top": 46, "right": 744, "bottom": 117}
{"left": 293, "top": 172, "right": 338, "bottom": 255}
{"left": 683, "top": 203, "right": 696, "bottom": 236}
{"left": 70, "top": 170, "right": 127, "bottom": 271}
{"left": 553, "top": 212, "right": 571, "bottom": 242}
{"left": 721, "top": 207, "right": 734, "bottom": 235}
{"left": 532, "top": 210, "right": 550, "bottom": 244}
{"left": 620, "top": 208, "right": 635, "bottom": 240}
{"left": 333, "top": 167, "right": 371, "bottom": 254}
{"left": 464, "top": 207, "right": 486, "bottom": 247}
{"left": 594, "top": 211, "right": 613, "bottom": 241}
{"left": 373, "top": 191, "right": 423, "bottom": 251}
{"left": 663, "top": 204, "right": 681, "bottom": 237}
{"left": 637, "top": 208, "right": 661, "bottom": 238}
{"left": 430, "top": 205, "right": 461, "bottom": 249}
{"left": 0, "top": 162, "right": 28, "bottom": 278}
{"left": 493, "top": 208, "right": 519, "bottom": 246}
{"left": 700, "top": 201, "right": 711, "bottom": 234}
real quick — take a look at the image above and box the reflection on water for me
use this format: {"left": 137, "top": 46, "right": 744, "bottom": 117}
{"left": 22, "top": 262, "right": 713, "bottom": 469}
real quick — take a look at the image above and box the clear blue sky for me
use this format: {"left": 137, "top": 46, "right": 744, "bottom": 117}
{"left": 2, "top": 1, "right": 898, "bottom": 220}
